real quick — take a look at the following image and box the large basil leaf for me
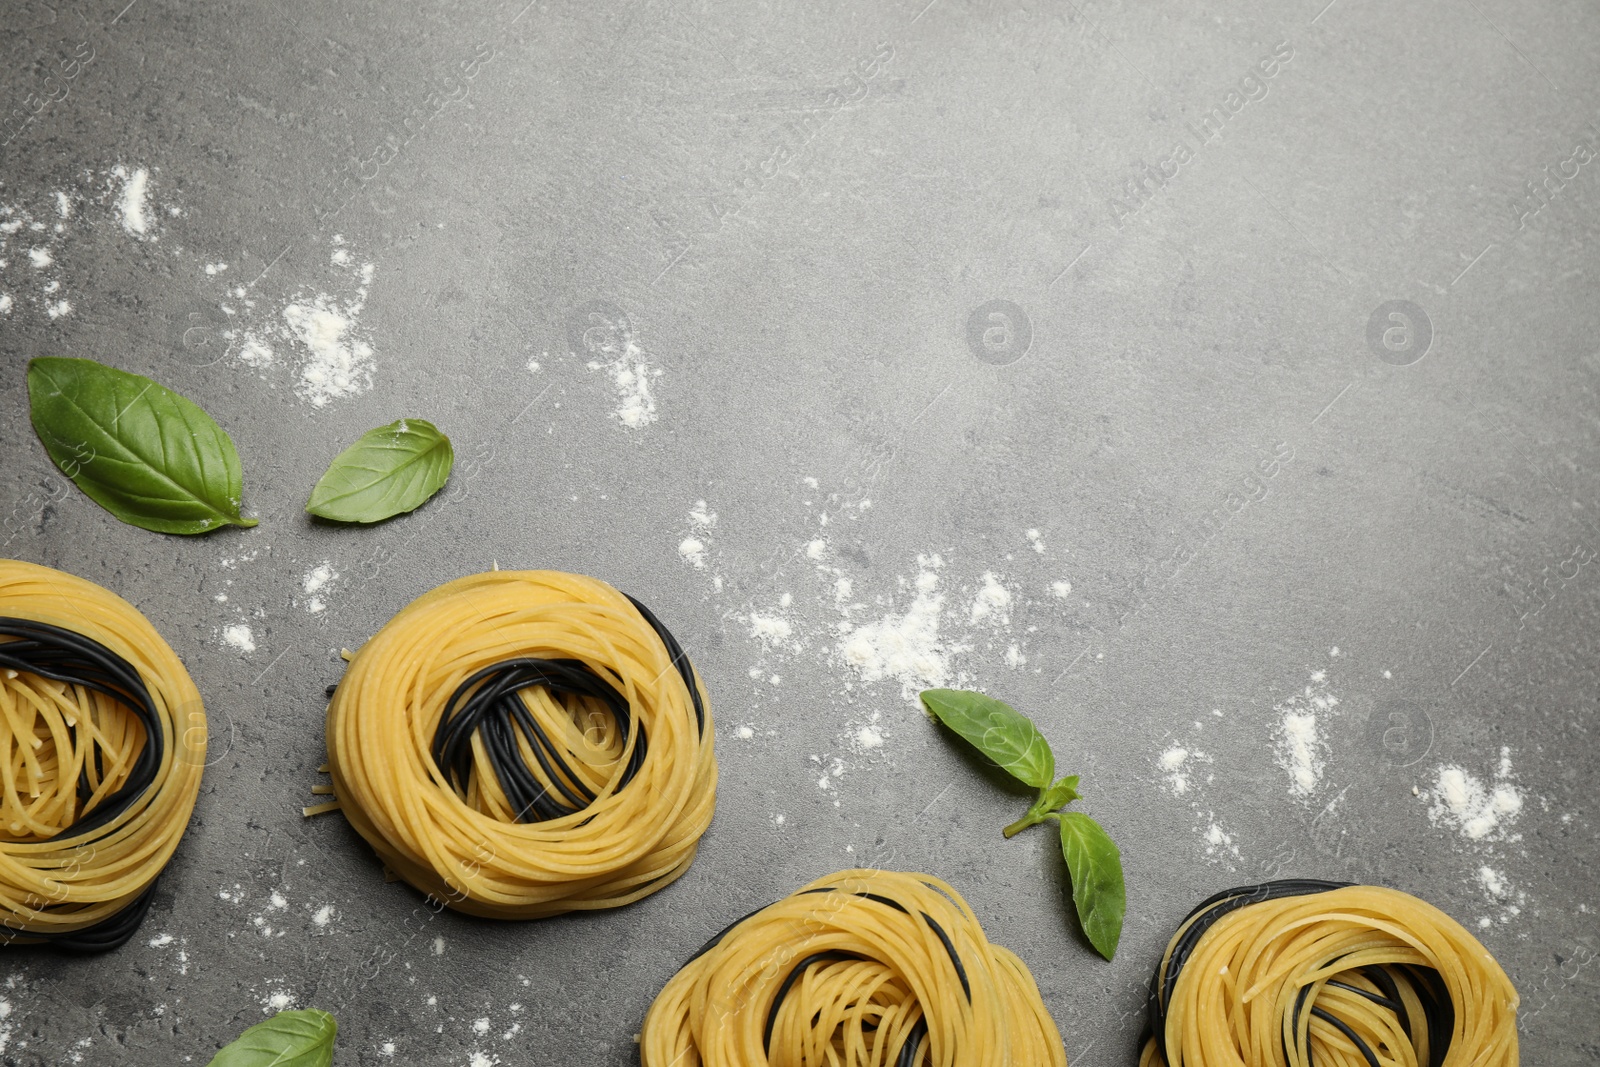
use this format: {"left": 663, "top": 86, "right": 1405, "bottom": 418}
{"left": 27, "top": 357, "right": 257, "bottom": 534}
{"left": 1058, "top": 811, "right": 1125, "bottom": 961}
{"left": 919, "top": 688, "right": 1055, "bottom": 788}
{"left": 306, "top": 418, "right": 453, "bottom": 523}
{"left": 207, "top": 1009, "right": 336, "bottom": 1067}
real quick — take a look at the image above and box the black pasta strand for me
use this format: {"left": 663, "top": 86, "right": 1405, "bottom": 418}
{"left": 426, "top": 592, "right": 698, "bottom": 824}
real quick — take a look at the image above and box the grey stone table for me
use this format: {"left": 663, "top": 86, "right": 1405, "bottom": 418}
{"left": 2, "top": 0, "right": 1597, "bottom": 1063}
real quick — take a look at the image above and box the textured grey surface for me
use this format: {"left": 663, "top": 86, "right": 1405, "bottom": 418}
{"left": 2, "top": 0, "right": 1599, "bottom": 1063}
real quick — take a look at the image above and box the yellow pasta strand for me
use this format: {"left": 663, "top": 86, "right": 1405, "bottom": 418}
{"left": 641, "top": 869, "right": 1069, "bottom": 1067}
{"left": 1140, "top": 882, "right": 1519, "bottom": 1067}
{"left": 0, "top": 560, "right": 206, "bottom": 945}
{"left": 324, "top": 570, "right": 716, "bottom": 918}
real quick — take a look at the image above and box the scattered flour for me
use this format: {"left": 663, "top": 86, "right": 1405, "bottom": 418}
{"left": 303, "top": 562, "right": 336, "bottom": 592}
{"left": 284, "top": 296, "right": 375, "bottom": 407}
{"left": 747, "top": 612, "right": 796, "bottom": 649}
{"left": 0, "top": 295, "right": 11, "bottom": 315}
{"left": 222, "top": 624, "right": 256, "bottom": 653}
{"left": 688, "top": 500, "right": 717, "bottom": 527}
{"left": 735, "top": 725, "right": 755, "bottom": 740}
{"left": 302, "top": 562, "right": 338, "bottom": 614}
{"left": 968, "top": 571, "right": 1012, "bottom": 626}
{"left": 261, "top": 988, "right": 297, "bottom": 1014}
{"left": 856, "top": 724, "right": 884, "bottom": 750}
{"left": 678, "top": 502, "right": 720, "bottom": 575}
{"left": 1026, "top": 528, "right": 1045, "bottom": 554}
{"left": 1203, "top": 821, "right": 1241, "bottom": 859}
{"left": 1004, "top": 644, "right": 1026, "bottom": 668}
{"left": 678, "top": 538, "right": 707, "bottom": 569}
{"left": 54, "top": 191, "right": 72, "bottom": 217}
{"left": 839, "top": 554, "right": 953, "bottom": 697}
{"left": 1051, "top": 580, "right": 1072, "bottom": 598}
{"left": 1160, "top": 747, "right": 1192, "bottom": 794}
{"left": 585, "top": 339, "right": 660, "bottom": 428}
{"left": 311, "top": 904, "right": 336, "bottom": 927}
{"left": 27, "top": 248, "right": 51, "bottom": 269}
{"left": 1426, "top": 748, "right": 1523, "bottom": 841}
{"left": 147, "top": 933, "right": 175, "bottom": 948}
{"left": 46, "top": 299, "right": 71, "bottom": 319}
{"left": 112, "top": 165, "right": 153, "bottom": 237}
{"left": 1278, "top": 712, "right": 1322, "bottom": 795}
{"left": 1272, "top": 670, "right": 1338, "bottom": 797}
{"left": 217, "top": 242, "right": 375, "bottom": 401}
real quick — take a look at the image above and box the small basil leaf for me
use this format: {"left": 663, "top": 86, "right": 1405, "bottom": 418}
{"left": 306, "top": 418, "right": 453, "bottom": 523}
{"left": 919, "top": 688, "right": 1055, "bottom": 788}
{"left": 1058, "top": 811, "right": 1125, "bottom": 961}
{"left": 207, "top": 1009, "right": 336, "bottom": 1067}
{"left": 1039, "top": 774, "right": 1080, "bottom": 812}
{"left": 27, "top": 357, "right": 257, "bottom": 534}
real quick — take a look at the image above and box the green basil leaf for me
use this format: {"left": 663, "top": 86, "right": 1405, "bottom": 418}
{"left": 1058, "top": 811, "right": 1125, "bottom": 961}
{"left": 207, "top": 1009, "right": 336, "bottom": 1067}
{"left": 918, "top": 688, "right": 1055, "bottom": 788}
{"left": 27, "top": 357, "right": 257, "bottom": 534}
{"left": 1039, "top": 774, "right": 1080, "bottom": 812}
{"left": 306, "top": 418, "right": 453, "bottom": 523}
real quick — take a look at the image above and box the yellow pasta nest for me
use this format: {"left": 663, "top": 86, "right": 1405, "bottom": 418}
{"left": 0, "top": 559, "right": 206, "bottom": 950}
{"left": 323, "top": 569, "right": 716, "bottom": 918}
{"left": 641, "top": 868, "right": 1068, "bottom": 1067}
{"left": 1140, "top": 879, "right": 1519, "bottom": 1067}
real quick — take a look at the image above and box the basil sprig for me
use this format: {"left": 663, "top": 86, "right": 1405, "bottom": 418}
{"left": 206, "top": 1009, "right": 336, "bottom": 1067}
{"left": 306, "top": 418, "right": 453, "bottom": 523}
{"left": 920, "top": 687, "right": 1126, "bottom": 960}
{"left": 27, "top": 357, "right": 257, "bottom": 534}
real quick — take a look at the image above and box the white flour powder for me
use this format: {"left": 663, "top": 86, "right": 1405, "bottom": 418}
{"left": 678, "top": 537, "right": 707, "bottom": 569}
{"left": 222, "top": 624, "right": 255, "bottom": 653}
{"left": 112, "top": 165, "right": 152, "bottom": 236}
{"left": 585, "top": 340, "right": 659, "bottom": 428}
{"left": 1426, "top": 748, "right": 1523, "bottom": 841}
{"left": 839, "top": 554, "right": 953, "bottom": 697}
{"left": 969, "top": 571, "right": 1012, "bottom": 626}
{"left": 1160, "top": 746, "right": 1192, "bottom": 794}
{"left": 285, "top": 297, "right": 374, "bottom": 406}
{"left": 1273, "top": 670, "right": 1337, "bottom": 796}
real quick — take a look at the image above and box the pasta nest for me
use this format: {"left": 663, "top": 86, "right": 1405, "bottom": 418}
{"left": 324, "top": 569, "right": 716, "bottom": 918}
{"left": 641, "top": 868, "right": 1068, "bottom": 1067}
{"left": 1140, "top": 879, "right": 1519, "bottom": 1067}
{"left": 0, "top": 559, "right": 206, "bottom": 950}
